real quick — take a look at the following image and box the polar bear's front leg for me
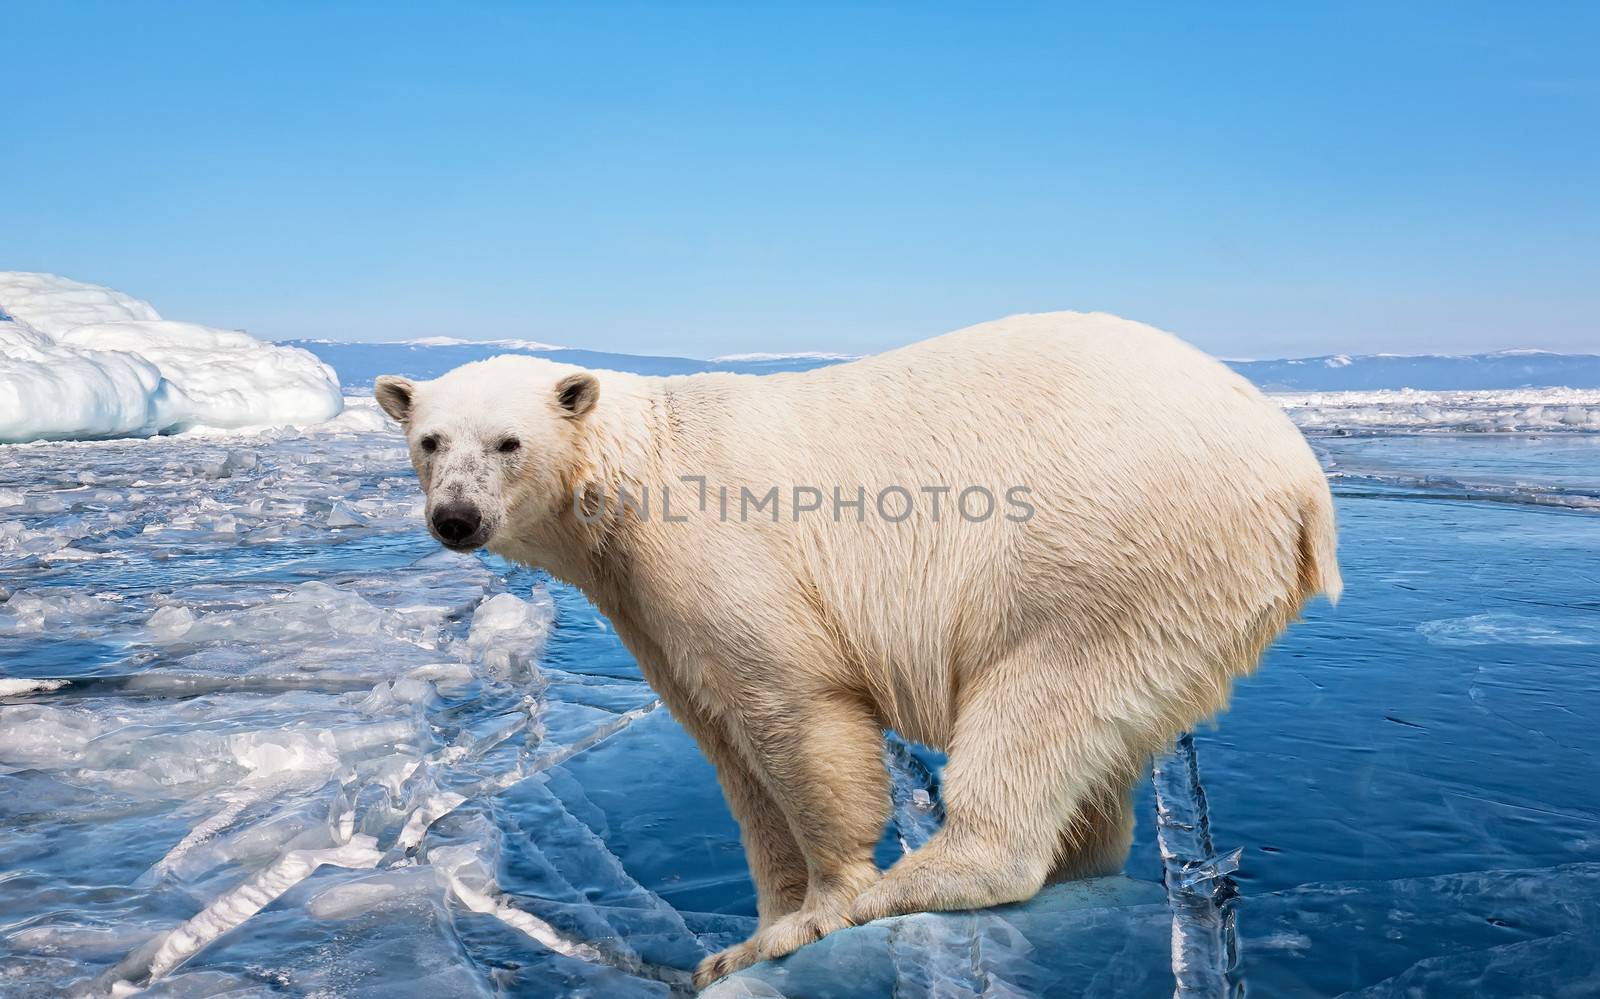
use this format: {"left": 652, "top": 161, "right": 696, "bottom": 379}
{"left": 613, "top": 629, "right": 813, "bottom": 934}
{"left": 637, "top": 662, "right": 810, "bottom": 923}
{"left": 687, "top": 718, "right": 811, "bottom": 991}
{"left": 684, "top": 714, "right": 811, "bottom": 925}
{"left": 693, "top": 681, "right": 889, "bottom": 988}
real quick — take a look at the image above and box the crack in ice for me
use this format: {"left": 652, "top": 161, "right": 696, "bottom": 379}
{"left": 1153, "top": 732, "right": 1240, "bottom": 999}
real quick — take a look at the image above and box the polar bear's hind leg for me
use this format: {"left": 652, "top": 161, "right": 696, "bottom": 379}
{"left": 851, "top": 640, "right": 1148, "bottom": 922}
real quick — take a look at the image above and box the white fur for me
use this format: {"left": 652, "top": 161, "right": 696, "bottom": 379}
{"left": 376, "top": 311, "right": 1340, "bottom": 987}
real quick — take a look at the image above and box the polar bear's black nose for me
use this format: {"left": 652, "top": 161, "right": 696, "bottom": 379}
{"left": 431, "top": 502, "right": 482, "bottom": 545}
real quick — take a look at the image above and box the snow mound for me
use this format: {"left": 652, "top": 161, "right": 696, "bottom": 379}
{"left": 0, "top": 271, "right": 161, "bottom": 336}
{"left": 0, "top": 272, "right": 342, "bottom": 443}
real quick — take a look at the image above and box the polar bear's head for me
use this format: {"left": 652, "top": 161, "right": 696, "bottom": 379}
{"left": 375, "top": 357, "right": 600, "bottom": 553}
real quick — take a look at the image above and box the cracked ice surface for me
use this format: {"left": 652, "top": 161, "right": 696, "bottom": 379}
{"left": 0, "top": 416, "right": 678, "bottom": 995}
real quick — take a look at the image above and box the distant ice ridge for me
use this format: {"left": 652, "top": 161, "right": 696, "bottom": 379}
{"left": 295, "top": 334, "right": 566, "bottom": 350}
{"left": 0, "top": 272, "right": 343, "bottom": 443}
{"left": 1274, "top": 388, "right": 1600, "bottom": 433}
{"left": 711, "top": 350, "right": 860, "bottom": 363}
{"left": 404, "top": 335, "right": 565, "bottom": 350}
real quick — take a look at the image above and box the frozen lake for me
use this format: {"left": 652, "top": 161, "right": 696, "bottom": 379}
{"left": 2, "top": 411, "right": 1598, "bottom": 996}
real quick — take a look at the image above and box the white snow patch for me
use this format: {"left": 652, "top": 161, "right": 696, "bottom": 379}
{"left": 0, "top": 272, "right": 343, "bottom": 443}
{"left": 314, "top": 397, "right": 394, "bottom": 433}
{"left": 0, "top": 678, "right": 67, "bottom": 697}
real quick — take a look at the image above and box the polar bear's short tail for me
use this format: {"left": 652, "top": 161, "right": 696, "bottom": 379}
{"left": 1296, "top": 490, "right": 1343, "bottom": 605}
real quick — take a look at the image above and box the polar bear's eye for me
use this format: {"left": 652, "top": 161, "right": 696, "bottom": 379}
{"left": 497, "top": 438, "right": 521, "bottom": 454}
{"left": 419, "top": 435, "right": 439, "bottom": 454}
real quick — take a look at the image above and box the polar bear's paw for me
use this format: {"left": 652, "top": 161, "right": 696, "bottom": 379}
{"left": 693, "top": 939, "right": 760, "bottom": 990}
{"left": 694, "top": 864, "right": 878, "bottom": 988}
{"left": 693, "top": 904, "right": 859, "bottom": 988}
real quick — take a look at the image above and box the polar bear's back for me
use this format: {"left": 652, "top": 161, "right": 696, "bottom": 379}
{"left": 841, "top": 310, "right": 1272, "bottom": 424}
{"left": 774, "top": 311, "right": 1325, "bottom": 518}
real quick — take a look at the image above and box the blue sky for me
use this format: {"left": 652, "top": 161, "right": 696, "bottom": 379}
{"left": 4, "top": 3, "right": 1596, "bottom": 358}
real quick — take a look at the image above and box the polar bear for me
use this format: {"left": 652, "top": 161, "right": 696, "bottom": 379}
{"left": 375, "top": 311, "right": 1340, "bottom": 988}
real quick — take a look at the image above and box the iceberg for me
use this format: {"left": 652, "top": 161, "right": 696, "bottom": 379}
{"left": 0, "top": 272, "right": 342, "bottom": 443}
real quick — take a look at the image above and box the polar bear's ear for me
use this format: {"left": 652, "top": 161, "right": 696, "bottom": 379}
{"left": 375, "top": 376, "right": 416, "bottom": 424}
{"left": 555, "top": 372, "right": 599, "bottom": 419}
